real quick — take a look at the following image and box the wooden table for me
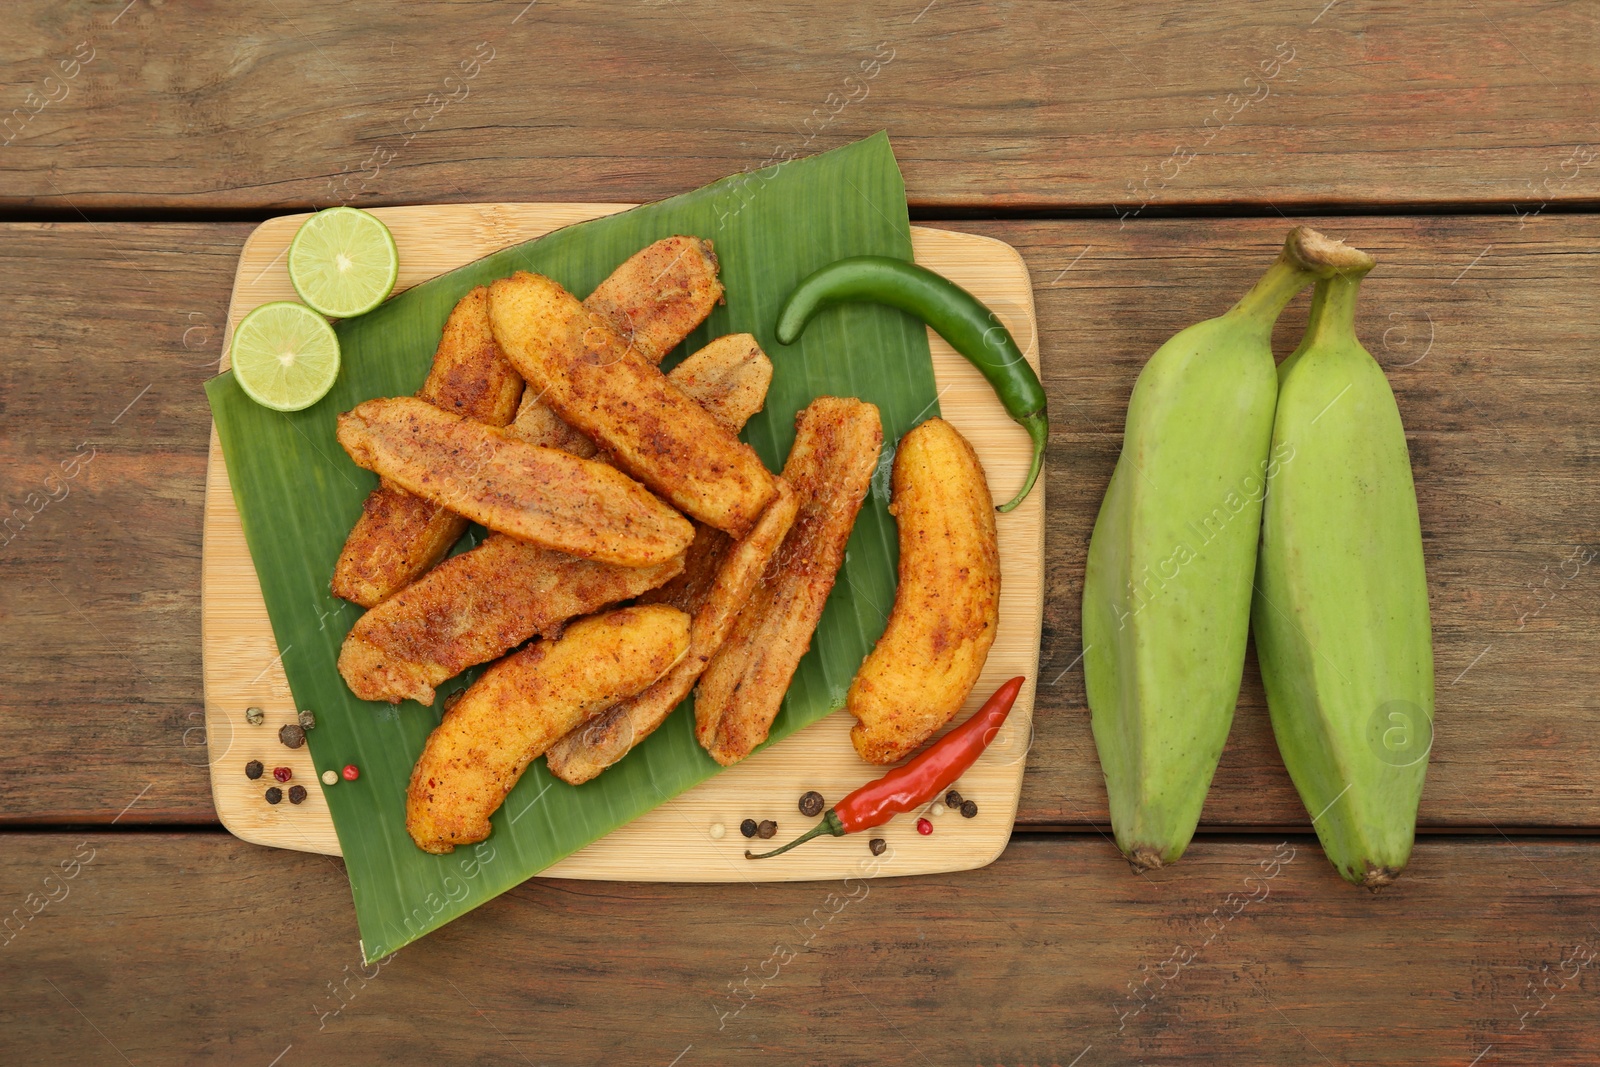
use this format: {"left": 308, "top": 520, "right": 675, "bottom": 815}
{"left": 4, "top": 2, "right": 1597, "bottom": 1063}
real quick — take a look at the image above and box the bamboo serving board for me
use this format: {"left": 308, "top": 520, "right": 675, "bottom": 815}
{"left": 202, "top": 204, "right": 1044, "bottom": 880}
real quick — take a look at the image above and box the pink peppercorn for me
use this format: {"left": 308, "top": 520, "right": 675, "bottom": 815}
{"left": 342, "top": 764, "right": 360, "bottom": 781}
{"left": 272, "top": 766, "right": 293, "bottom": 783}
{"left": 916, "top": 817, "right": 933, "bottom": 836}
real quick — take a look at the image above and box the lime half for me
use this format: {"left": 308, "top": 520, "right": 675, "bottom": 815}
{"left": 229, "top": 301, "right": 342, "bottom": 412}
{"left": 287, "top": 206, "right": 399, "bottom": 318}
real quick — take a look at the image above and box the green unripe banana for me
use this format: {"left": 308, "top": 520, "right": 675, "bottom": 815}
{"left": 1254, "top": 248, "right": 1433, "bottom": 890}
{"left": 1083, "top": 227, "right": 1363, "bottom": 872}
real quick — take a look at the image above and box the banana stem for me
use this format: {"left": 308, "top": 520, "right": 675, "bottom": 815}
{"left": 1227, "top": 252, "right": 1318, "bottom": 327}
{"left": 1302, "top": 273, "right": 1364, "bottom": 347}
{"left": 1226, "top": 226, "right": 1377, "bottom": 330}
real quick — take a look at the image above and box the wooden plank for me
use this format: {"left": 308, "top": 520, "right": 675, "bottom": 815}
{"left": 0, "top": 222, "right": 253, "bottom": 825}
{"left": 4, "top": 2, "right": 1597, "bottom": 213}
{"left": 1, "top": 216, "right": 1595, "bottom": 832}
{"left": 4, "top": 831, "right": 1599, "bottom": 1064}
{"left": 203, "top": 208, "right": 1045, "bottom": 871}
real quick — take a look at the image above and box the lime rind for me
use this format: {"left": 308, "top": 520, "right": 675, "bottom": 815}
{"left": 287, "top": 206, "right": 399, "bottom": 319}
{"left": 230, "top": 301, "right": 342, "bottom": 412}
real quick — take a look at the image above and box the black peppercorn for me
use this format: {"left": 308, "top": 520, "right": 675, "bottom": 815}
{"left": 288, "top": 785, "right": 308, "bottom": 805}
{"left": 278, "top": 723, "right": 306, "bottom": 749}
{"left": 960, "top": 800, "right": 978, "bottom": 818}
{"left": 740, "top": 818, "right": 759, "bottom": 838}
{"left": 945, "top": 789, "right": 963, "bottom": 808}
{"left": 869, "top": 838, "right": 887, "bottom": 856}
{"left": 265, "top": 787, "right": 284, "bottom": 805}
{"left": 245, "top": 760, "right": 264, "bottom": 780}
{"left": 757, "top": 819, "right": 778, "bottom": 840}
{"left": 798, "top": 791, "right": 824, "bottom": 817}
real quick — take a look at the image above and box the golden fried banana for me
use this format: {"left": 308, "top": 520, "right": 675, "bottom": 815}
{"left": 508, "top": 236, "right": 723, "bottom": 457}
{"left": 335, "top": 396, "right": 693, "bottom": 567}
{"left": 331, "top": 288, "right": 522, "bottom": 607}
{"left": 337, "top": 340, "right": 772, "bottom": 707}
{"left": 847, "top": 419, "right": 1001, "bottom": 764}
{"left": 406, "top": 605, "right": 691, "bottom": 854}
{"left": 630, "top": 333, "right": 771, "bottom": 610}
{"left": 334, "top": 238, "right": 722, "bottom": 606}
{"left": 337, "top": 538, "right": 684, "bottom": 706}
{"left": 585, "top": 235, "right": 723, "bottom": 362}
{"left": 546, "top": 480, "right": 799, "bottom": 784}
{"left": 699, "top": 397, "right": 882, "bottom": 766}
{"left": 660, "top": 334, "right": 771, "bottom": 435}
{"left": 488, "top": 271, "right": 777, "bottom": 537}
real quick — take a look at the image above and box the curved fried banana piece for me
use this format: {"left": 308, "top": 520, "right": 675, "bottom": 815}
{"left": 847, "top": 418, "right": 1000, "bottom": 764}
{"left": 661, "top": 334, "right": 772, "bottom": 436}
{"left": 332, "top": 287, "right": 522, "bottom": 607}
{"left": 546, "top": 481, "right": 799, "bottom": 784}
{"left": 632, "top": 334, "right": 772, "bottom": 610}
{"left": 488, "top": 271, "right": 776, "bottom": 538}
{"left": 509, "top": 236, "right": 724, "bottom": 457}
{"left": 335, "top": 238, "right": 722, "bottom": 606}
{"left": 336, "top": 396, "right": 693, "bottom": 567}
{"left": 336, "top": 340, "right": 771, "bottom": 707}
{"left": 337, "top": 539, "right": 684, "bottom": 706}
{"left": 585, "top": 235, "right": 723, "bottom": 365}
{"left": 406, "top": 605, "right": 691, "bottom": 854}
{"left": 699, "top": 397, "right": 882, "bottom": 766}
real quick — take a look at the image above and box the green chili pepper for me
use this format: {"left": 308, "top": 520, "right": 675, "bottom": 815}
{"left": 775, "top": 256, "right": 1047, "bottom": 513}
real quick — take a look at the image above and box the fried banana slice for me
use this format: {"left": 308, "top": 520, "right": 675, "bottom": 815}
{"left": 337, "top": 539, "right": 684, "bottom": 706}
{"left": 585, "top": 235, "right": 723, "bottom": 362}
{"left": 338, "top": 340, "right": 772, "bottom": 707}
{"left": 631, "top": 334, "right": 772, "bottom": 611}
{"left": 546, "top": 480, "right": 799, "bottom": 784}
{"left": 488, "top": 271, "right": 777, "bottom": 537}
{"left": 508, "top": 236, "right": 724, "bottom": 457}
{"left": 847, "top": 418, "right": 1001, "bottom": 764}
{"left": 660, "top": 333, "right": 772, "bottom": 435}
{"left": 334, "top": 238, "right": 722, "bottom": 606}
{"left": 406, "top": 605, "right": 691, "bottom": 854}
{"left": 699, "top": 397, "right": 883, "bottom": 766}
{"left": 336, "top": 396, "right": 693, "bottom": 567}
{"left": 332, "top": 287, "right": 523, "bottom": 607}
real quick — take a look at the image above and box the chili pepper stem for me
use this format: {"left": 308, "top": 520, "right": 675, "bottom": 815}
{"left": 998, "top": 412, "right": 1047, "bottom": 513}
{"left": 745, "top": 810, "right": 846, "bottom": 859}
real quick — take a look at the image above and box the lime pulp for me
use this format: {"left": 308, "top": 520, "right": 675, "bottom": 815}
{"left": 287, "top": 206, "right": 399, "bottom": 319}
{"left": 229, "top": 301, "right": 342, "bottom": 412}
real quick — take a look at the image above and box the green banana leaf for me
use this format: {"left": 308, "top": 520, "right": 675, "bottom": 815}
{"left": 205, "top": 132, "right": 938, "bottom": 960}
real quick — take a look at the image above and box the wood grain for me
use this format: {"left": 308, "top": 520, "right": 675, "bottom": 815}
{"left": 203, "top": 207, "right": 1045, "bottom": 872}
{"left": 1, "top": 216, "right": 1595, "bottom": 832}
{"left": 5, "top": 2, "right": 1598, "bottom": 213}
{"left": 4, "top": 831, "right": 1599, "bottom": 1065}
{"left": 0, "top": 222, "right": 252, "bottom": 825}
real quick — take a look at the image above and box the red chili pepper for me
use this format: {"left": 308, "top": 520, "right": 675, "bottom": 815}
{"left": 745, "top": 676, "right": 1024, "bottom": 860}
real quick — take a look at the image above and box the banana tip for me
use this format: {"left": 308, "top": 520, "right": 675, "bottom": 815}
{"left": 1361, "top": 865, "right": 1400, "bottom": 892}
{"left": 1285, "top": 226, "right": 1376, "bottom": 277}
{"left": 1127, "top": 847, "right": 1166, "bottom": 875}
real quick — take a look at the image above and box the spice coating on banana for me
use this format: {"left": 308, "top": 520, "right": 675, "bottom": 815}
{"left": 1253, "top": 260, "right": 1433, "bottom": 890}
{"left": 847, "top": 418, "right": 1000, "bottom": 765}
